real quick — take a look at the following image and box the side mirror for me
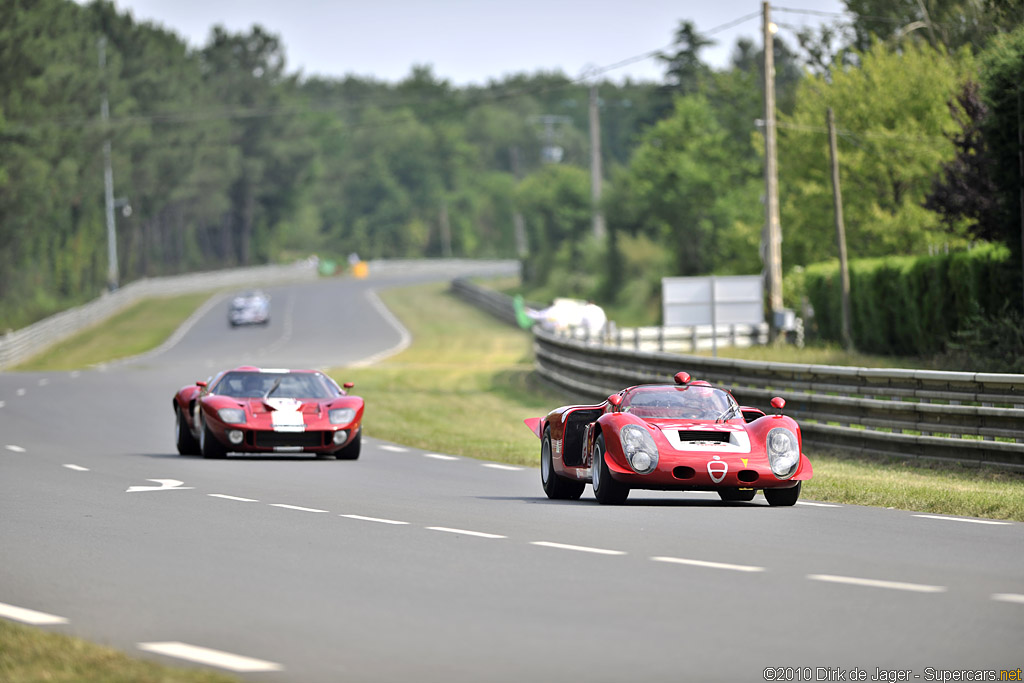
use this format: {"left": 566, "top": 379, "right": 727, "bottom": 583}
{"left": 196, "top": 381, "right": 207, "bottom": 388}
{"left": 343, "top": 382, "right": 354, "bottom": 389}
{"left": 770, "top": 397, "right": 786, "bottom": 415}
{"left": 674, "top": 371, "right": 691, "bottom": 385}
{"left": 607, "top": 394, "right": 622, "bottom": 411}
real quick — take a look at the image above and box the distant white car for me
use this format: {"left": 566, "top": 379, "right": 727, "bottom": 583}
{"left": 229, "top": 290, "right": 270, "bottom": 327}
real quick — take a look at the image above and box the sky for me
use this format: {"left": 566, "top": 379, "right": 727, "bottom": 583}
{"left": 108, "top": 0, "right": 849, "bottom": 85}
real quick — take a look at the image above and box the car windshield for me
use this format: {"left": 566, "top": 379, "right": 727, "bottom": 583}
{"left": 620, "top": 385, "right": 737, "bottom": 420}
{"left": 212, "top": 371, "right": 340, "bottom": 399}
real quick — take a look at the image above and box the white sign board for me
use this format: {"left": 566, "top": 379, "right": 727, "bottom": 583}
{"left": 662, "top": 275, "right": 763, "bottom": 327}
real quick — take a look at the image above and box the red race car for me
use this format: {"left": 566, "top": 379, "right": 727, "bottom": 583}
{"left": 173, "top": 366, "right": 363, "bottom": 459}
{"left": 524, "top": 372, "right": 812, "bottom": 505}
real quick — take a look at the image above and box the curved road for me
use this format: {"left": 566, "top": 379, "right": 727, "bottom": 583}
{"left": 1, "top": 268, "right": 1021, "bottom": 683}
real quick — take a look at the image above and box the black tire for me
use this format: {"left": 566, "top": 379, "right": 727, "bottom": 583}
{"left": 175, "top": 407, "right": 200, "bottom": 456}
{"left": 335, "top": 431, "right": 361, "bottom": 460}
{"left": 541, "top": 429, "right": 585, "bottom": 500}
{"left": 591, "top": 434, "right": 629, "bottom": 505}
{"left": 718, "top": 487, "right": 757, "bottom": 502}
{"left": 765, "top": 481, "right": 801, "bottom": 506}
{"left": 199, "top": 416, "right": 228, "bottom": 459}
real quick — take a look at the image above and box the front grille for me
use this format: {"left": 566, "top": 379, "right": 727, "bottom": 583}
{"left": 677, "top": 431, "right": 731, "bottom": 444}
{"left": 253, "top": 431, "right": 324, "bottom": 448}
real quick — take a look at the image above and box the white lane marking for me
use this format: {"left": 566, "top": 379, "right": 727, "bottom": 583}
{"left": 913, "top": 514, "right": 1011, "bottom": 526}
{"left": 348, "top": 289, "right": 413, "bottom": 368}
{"left": 0, "top": 602, "right": 68, "bottom": 625}
{"left": 531, "top": 541, "right": 626, "bottom": 556}
{"left": 427, "top": 526, "right": 507, "bottom": 539}
{"left": 126, "top": 479, "right": 194, "bottom": 493}
{"left": 16, "top": 388, "right": 26, "bottom": 396}
{"left": 208, "top": 494, "right": 258, "bottom": 502}
{"left": 992, "top": 593, "right": 1024, "bottom": 605}
{"left": 341, "top": 514, "right": 409, "bottom": 525}
{"left": 269, "top": 504, "right": 328, "bottom": 513}
{"left": 424, "top": 453, "right": 458, "bottom": 461}
{"left": 5, "top": 445, "right": 26, "bottom": 453}
{"left": 482, "top": 463, "right": 523, "bottom": 471}
{"left": 379, "top": 445, "right": 408, "bottom": 453}
{"left": 651, "top": 556, "right": 766, "bottom": 572}
{"left": 62, "top": 464, "right": 89, "bottom": 472}
{"left": 796, "top": 501, "right": 841, "bottom": 508}
{"left": 807, "top": 574, "right": 947, "bottom": 593}
{"left": 37, "top": 378, "right": 49, "bottom": 386}
{"left": 0, "top": 401, "right": 5, "bottom": 408}
{"left": 70, "top": 371, "right": 80, "bottom": 378}
{"left": 137, "top": 642, "right": 283, "bottom": 673}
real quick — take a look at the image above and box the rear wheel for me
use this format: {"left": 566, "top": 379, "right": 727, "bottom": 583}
{"left": 541, "top": 428, "right": 584, "bottom": 500}
{"left": 199, "top": 416, "right": 228, "bottom": 459}
{"left": 765, "top": 481, "right": 801, "bottom": 506}
{"left": 591, "top": 434, "right": 629, "bottom": 505}
{"left": 718, "top": 487, "right": 756, "bottom": 502}
{"left": 335, "top": 432, "right": 361, "bottom": 460}
{"left": 175, "top": 407, "right": 200, "bottom": 455}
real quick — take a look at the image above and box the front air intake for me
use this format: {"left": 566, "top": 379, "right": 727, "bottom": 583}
{"left": 677, "top": 431, "right": 731, "bottom": 444}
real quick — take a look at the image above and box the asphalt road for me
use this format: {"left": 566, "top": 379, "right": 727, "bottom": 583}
{"left": 1, "top": 267, "right": 1022, "bottom": 683}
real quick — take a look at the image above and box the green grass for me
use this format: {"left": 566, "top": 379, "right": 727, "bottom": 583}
{"left": 0, "top": 620, "right": 239, "bottom": 683}
{"left": 14, "top": 293, "right": 214, "bottom": 371}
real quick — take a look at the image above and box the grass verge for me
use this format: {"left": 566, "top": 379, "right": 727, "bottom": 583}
{"left": 14, "top": 293, "right": 214, "bottom": 371}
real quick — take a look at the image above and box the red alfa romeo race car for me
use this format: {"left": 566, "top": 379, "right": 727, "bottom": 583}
{"left": 173, "top": 366, "right": 363, "bottom": 459}
{"left": 524, "top": 372, "right": 812, "bottom": 505}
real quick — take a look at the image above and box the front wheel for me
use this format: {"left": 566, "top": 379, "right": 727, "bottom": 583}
{"left": 335, "top": 431, "right": 361, "bottom": 460}
{"left": 718, "top": 487, "right": 756, "bottom": 502}
{"left": 199, "top": 416, "right": 228, "bottom": 459}
{"left": 541, "top": 429, "right": 584, "bottom": 500}
{"left": 765, "top": 481, "right": 801, "bottom": 506}
{"left": 591, "top": 434, "right": 629, "bottom": 505}
{"left": 175, "top": 407, "right": 200, "bottom": 456}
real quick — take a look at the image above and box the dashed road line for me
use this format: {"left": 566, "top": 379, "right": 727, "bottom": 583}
{"left": 424, "top": 453, "right": 458, "bottom": 461}
{"left": 379, "top": 445, "right": 408, "bottom": 453}
{"left": 70, "top": 371, "right": 80, "bottom": 378}
{"left": 137, "top": 642, "right": 283, "bottom": 673}
{"left": 651, "top": 556, "right": 765, "bottom": 572}
{"left": 341, "top": 514, "right": 409, "bottom": 525}
{"left": 531, "top": 541, "right": 626, "bottom": 556}
{"left": 992, "top": 593, "right": 1024, "bottom": 605}
{"left": 426, "top": 526, "right": 506, "bottom": 539}
{"left": 62, "top": 464, "right": 89, "bottom": 472}
{"left": 38, "top": 378, "right": 49, "bottom": 386}
{"left": 796, "top": 501, "right": 841, "bottom": 508}
{"left": 0, "top": 401, "right": 5, "bottom": 408}
{"left": 209, "top": 494, "right": 258, "bottom": 502}
{"left": 269, "top": 504, "right": 328, "bottom": 513}
{"left": 5, "top": 445, "right": 26, "bottom": 453}
{"left": 807, "top": 574, "right": 947, "bottom": 593}
{"left": 16, "top": 388, "right": 26, "bottom": 396}
{"left": 913, "top": 514, "right": 1011, "bottom": 526}
{"left": 482, "top": 463, "right": 523, "bottom": 471}
{"left": 0, "top": 602, "right": 68, "bottom": 625}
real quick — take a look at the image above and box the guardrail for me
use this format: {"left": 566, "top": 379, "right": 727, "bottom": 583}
{"left": 452, "top": 277, "right": 1024, "bottom": 469}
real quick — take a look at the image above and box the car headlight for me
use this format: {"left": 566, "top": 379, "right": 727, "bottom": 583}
{"left": 620, "top": 424, "right": 659, "bottom": 474}
{"left": 766, "top": 427, "right": 799, "bottom": 479}
{"left": 330, "top": 408, "right": 356, "bottom": 425}
{"left": 217, "top": 408, "right": 246, "bottom": 424}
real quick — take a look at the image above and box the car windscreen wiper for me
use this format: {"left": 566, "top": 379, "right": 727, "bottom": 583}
{"left": 264, "top": 378, "right": 282, "bottom": 399}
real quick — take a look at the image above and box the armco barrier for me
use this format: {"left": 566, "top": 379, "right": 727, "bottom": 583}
{"left": 452, "top": 277, "right": 1024, "bottom": 469}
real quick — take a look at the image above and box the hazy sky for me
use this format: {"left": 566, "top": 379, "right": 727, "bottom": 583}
{"left": 109, "top": 0, "right": 849, "bottom": 85}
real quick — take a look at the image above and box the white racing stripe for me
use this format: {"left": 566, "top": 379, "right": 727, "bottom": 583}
{"left": 424, "top": 453, "right": 458, "bottom": 461}
{"left": 269, "top": 504, "right": 328, "bottom": 513}
{"left": 379, "top": 445, "right": 408, "bottom": 453}
{"left": 62, "top": 464, "right": 89, "bottom": 472}
{"left": 913, "top": 514, "right": 1011, "bottom": 526}
{"left": 5, "top": 445, "right": 26, "bottom": 453}
{"left": 992, "top": 593, "right": 1024, "bottom": 604}
{"left": 138, "top": 642, "right": 283, "bottom": 673}
{"left": 427, "top": 527, "right": 506, "bottom": 539}
{"left": 531, "top": 541, "right": 626, "bottom": 556}
{"left": 652, "top": 556, "right": 765, "bottom": 572}
{"left": 808, "top": 574, "right": 947, "bottom": 593}
{"left": 209, "top": 494, "right": 258, "bottom": 502}
{"left": 341, "top": 514, "right": 409, "bottom": 525}
{"left": 0, "top": 602, "right": 68, "bottom": 625}
{"left": 482, "top": 463, "right": 523, "bottom": 471}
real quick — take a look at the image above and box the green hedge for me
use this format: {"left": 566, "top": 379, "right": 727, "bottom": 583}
{"left": 791, "top": 244, "right": 1018, "bottom": 356}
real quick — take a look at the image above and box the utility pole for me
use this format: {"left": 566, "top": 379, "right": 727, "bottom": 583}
{"left": 762, "top": 2, "right": 783, "bottom": 336}
{"left": 99, "top": 37, "right": 119, "bottom": 291}
{"left": 827, "top": 108, "right": 853, "bottom": 350}
{"left": 509, "top": 146, "right": 528, "bottom": 256}
{"left": 589, "top": 84, "right": 606, "bottom": 240}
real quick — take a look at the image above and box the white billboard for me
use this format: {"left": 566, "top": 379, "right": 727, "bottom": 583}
{"left": 662, "top": 275, "right": 764, "bottom": 327}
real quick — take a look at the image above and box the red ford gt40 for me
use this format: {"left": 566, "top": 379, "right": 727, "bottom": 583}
{"left": 524, "top": 372, "right": 812, "bottom": 505}
{"left": 173, "top": 366, "right": 363, "bottom": 459}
